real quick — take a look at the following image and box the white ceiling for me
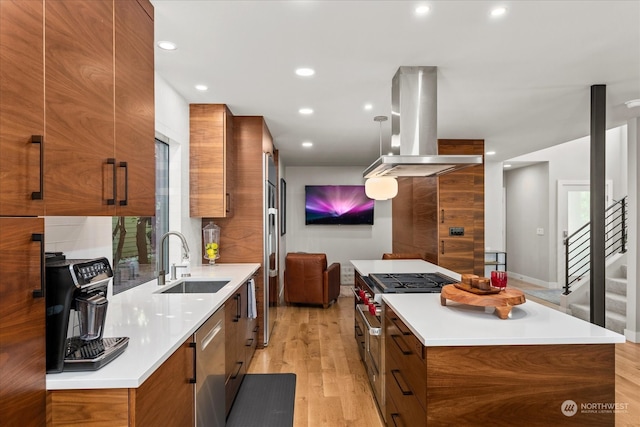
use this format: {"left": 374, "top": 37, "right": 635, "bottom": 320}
{"left": 152, "top": 0, "right": 640, "bottom": 167}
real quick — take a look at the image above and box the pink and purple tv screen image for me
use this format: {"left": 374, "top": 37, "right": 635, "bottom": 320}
{"left": 305, "top": 185, "right": 374, "bottom": 225}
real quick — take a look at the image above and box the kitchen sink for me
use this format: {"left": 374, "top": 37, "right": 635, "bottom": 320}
{"left": 159, "top": 280, "right": 230, "bottom": 294}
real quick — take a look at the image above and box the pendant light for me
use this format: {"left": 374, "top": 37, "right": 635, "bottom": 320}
{"left": 365, "top": 115, "right": 398, "bottom": 200}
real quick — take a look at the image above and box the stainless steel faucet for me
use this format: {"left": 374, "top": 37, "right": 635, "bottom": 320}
{"left": 157, "top": 231, "right": 190, "bottom": 286}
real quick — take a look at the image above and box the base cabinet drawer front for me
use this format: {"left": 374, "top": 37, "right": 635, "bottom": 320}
{"left": 385, "top": 366, "right": 426, "bottom": 427}
{"left": 385, "top": 307, "right": 427, "bottom": 410}
{"left": 47, "top": 339, "right": 195, "bottom": 427}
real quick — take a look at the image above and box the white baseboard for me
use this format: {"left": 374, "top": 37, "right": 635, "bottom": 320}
{"left": 507, "top": 271, "right": 558, "bottom": 289}
{"left": 624, "top": 329, "right": 640, "bottom": 343}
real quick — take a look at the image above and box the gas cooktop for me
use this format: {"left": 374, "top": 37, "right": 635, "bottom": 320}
{"left": 369, "top": 272, "right": 458, "bottom": 293}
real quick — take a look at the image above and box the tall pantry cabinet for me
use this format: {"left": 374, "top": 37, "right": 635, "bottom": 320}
{"left": 392, "top": 139, "right": 485, "bottom": 275}
{"left": 0, "top": 1, "right": 154, "bottom": 424}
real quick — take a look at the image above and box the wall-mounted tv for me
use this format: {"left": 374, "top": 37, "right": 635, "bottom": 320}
{"left": 305, "top": 185, "right": 374, "bottom": 225}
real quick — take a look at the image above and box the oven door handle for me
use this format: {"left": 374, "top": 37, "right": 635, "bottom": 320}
{"left": 356, "top": 305, "right": 381, "bottom": 336}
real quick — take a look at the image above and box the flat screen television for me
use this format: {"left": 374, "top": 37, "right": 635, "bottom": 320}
{"left": 305, "top": 185, "right": 374, "bottom": 225}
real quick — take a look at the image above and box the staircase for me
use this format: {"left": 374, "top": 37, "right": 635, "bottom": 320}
{"left": 569, "top": 264, "right": 627, "bottom": 334}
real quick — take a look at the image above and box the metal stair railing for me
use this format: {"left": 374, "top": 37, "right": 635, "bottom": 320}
{"left": 563, "top": 196, "right": 627, "bottom": 295}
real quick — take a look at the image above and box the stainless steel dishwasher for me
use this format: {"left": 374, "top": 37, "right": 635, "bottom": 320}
{"left": 194, "top": 307, "right": 225, "bottom": 427}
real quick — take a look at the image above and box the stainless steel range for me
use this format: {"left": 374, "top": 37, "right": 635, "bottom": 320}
{"left": 354, "top": 270, "right": 458, "bottom": 421}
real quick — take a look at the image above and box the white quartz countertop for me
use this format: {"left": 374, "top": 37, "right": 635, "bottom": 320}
{"left": 350, "top": 259, "right": 461, "bottom": 281}
{"left": 46, "top": 263, "right": 260, "bottom": 390}
{"left": 382, "top": 293, "right": 626, "bottom": 346}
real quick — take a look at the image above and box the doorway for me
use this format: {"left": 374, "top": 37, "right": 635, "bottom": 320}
{"left": 557, "top": 180, "right": 612, "bottom": 288}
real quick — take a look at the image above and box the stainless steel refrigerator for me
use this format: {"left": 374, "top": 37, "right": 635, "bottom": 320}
{"left": 263, "top": 153, "right": 278, "bottom": 345}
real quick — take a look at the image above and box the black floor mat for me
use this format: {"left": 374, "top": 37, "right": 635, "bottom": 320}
{"left": 227, "top": 373, "right": 296, "bottom": 427}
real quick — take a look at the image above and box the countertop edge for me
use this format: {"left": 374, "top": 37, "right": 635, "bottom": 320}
{"left": 46, "top": 263, "right": 260, "bottom": 391}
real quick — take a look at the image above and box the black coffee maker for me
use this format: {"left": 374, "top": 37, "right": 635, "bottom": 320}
{"left": 45, "top": 255, "right": 128, "bottom": 373}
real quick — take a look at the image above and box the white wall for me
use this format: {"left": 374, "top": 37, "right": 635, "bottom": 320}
{"left": 284, "top": 166, "right": 392, "bottom": 272}
{"left": 504, "top": 162, "right": 552, "bottom": 285}
{"left": 484, "top": 160, "right": 505, "bottom": 252}
{"left": 496, "top": 126, "right": 628, "bottom": 286}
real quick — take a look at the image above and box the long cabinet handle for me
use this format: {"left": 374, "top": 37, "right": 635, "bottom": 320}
{"left": 31, "top": 135, "right": 44, "bottom": 200}
{"left": 390, "top": 413, "right": 404, "bottom": 427}
{"left": 226, "top": 193, "right": 230, "bottom": 213}
{"left": 390, "top": 334, "right": 412, "bottom": 356}
{"left": 391, "top": 369, "right": 413, "bottom": 396}
{"left": 233, "top": 293, "right": 240, "bottom": 322}
{"left": 106, "top": 158, "right": 116, "bottom": 205}
{"left": 118, "top": 161, "right": 128, "bottom": 206}
{"left": 440, "top": 209, "right": 444, "bottom": 223}
{"left": 390, "top": 316, "right": 411, "bottom": 336}
{"left": 245, "top": 338, "right": 254, "bottom": 347}
{"left": 230, "top": 361, "right": 243, "bottom": 379}
{"left": 189, "top": 342, "right": 197, "bottom": 384}
{"left": 441, "top": 240, "right": 445, "bottom": 255}
{"left": 32, "top": 233, "right": 45, "bottom": 298}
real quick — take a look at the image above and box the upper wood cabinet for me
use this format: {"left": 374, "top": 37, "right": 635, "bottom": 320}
{"left": 0, "top": 217, "right": 46, "bottom": 426}
{"left": 0, "top": 0, "right": 154, "bottom": 217}
{"left": 0, "top": 0, "right": 45, "bottom": 216}
{"left": 190, "top": 104, "right": 236, "bottom": 218}
{"left": 392, "top": 139, "right": 485, "bottom": 275}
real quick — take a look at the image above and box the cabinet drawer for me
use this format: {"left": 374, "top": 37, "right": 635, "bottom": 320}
{"left": 385, "top": 307, "right": 426, "bottom": 411}
{"left": 386, "top": 365, "right": 426, "bottom": 426}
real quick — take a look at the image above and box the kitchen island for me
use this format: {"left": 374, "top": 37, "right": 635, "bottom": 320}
{"left": 46, "top": 263, "right": 259, "bottom": 426}
{"left": 352, "top": 259, "right": 625, "bottom": 426}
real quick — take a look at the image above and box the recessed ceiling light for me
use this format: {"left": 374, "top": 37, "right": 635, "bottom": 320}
{"left": 625, "top": 99, "right": 640, "bottom": 108}
{"left": 486, "top": 151, "right": 496, "bottom": 155}
{"left": 195, "top": 84, "right": 208, "bottom": 91}
{"left": 491, "top": 7, "right": 507, "bottom": 17}
{"left": 302, "top": 141, "right": 313, "bottom": 148}
{"left": 364, "top": 104, "right": 373, "bottom": 110}
{"left": 295, "top": 68, "right": 315, "bottom": 77}
{"left": 415, "top": 5, "right": 430, "bottom": 15}
{"left": 299, "top": 108, "right": 314, "bottom": 115}
{"left": 504, "top": 164, "right": 512, "bottom": 168}
{"left": 157, "top": 41, "right": 177, "bottom": 50}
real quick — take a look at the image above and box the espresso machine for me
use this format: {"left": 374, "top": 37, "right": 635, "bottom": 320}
{"left": 45, "top": 255, "right": 128, "bottom": 373}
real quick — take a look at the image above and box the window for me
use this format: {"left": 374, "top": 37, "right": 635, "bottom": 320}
{"left": 111, "top": 139, "right": 169, "bottom": 294}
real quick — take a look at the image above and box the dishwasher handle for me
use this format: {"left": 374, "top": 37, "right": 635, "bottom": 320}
{"left": 189, "top": 342, "right": 196, "bottom": 384}
{"left": 201, "top": 319, "right": 223, "bottom": 351}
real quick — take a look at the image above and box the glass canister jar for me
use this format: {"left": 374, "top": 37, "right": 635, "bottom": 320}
{"left": 203, "top": 222, "right": 221, "bottom": 264}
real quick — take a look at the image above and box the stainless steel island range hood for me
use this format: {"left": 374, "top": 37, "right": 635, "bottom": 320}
{"left": 363, "top": 66, "right": 483, "bottom": 179}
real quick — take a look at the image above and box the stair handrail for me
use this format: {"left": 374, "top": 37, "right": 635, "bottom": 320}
{"left": 563, "top": 196, "right": 627, "bottom": 295}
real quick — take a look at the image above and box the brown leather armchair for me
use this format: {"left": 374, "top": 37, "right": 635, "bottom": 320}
{"left": 382, "top": 252, "right": 423, "bottom": 260}
{"left": 284, "top": 253, "right": 341, "bottom": 308}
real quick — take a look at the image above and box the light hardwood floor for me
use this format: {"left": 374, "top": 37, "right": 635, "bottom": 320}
{"left": 248, "top": 295, "right": 640, "bottom": 427}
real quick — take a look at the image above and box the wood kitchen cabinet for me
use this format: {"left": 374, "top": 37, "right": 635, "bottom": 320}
{"left": 0, "top": 0, "right": 154, "bottom": 217}
{"left": 113, "top": 0, "right": 155, "bottom": 216}
{"left": 47, "top": 338, "right": 194, "bottom": 427}
{"left": 0, "top": 217, "right": 46, "bottom": 426}
{"left": 207, "top": 116, "right": 277, "bottom": 350}
{"left": 225, "top": 281, "right": 259, "bottom": 415}
{"left": 392, "top": 139, "right": 484, "bottom": 275}
{"left": 0, "top": 0, "right": 45, "bottom": 216}
{"left": 190, "top": 104, "right": 236, "bottom": 218}
{"left": 384, "top": 306, "right": 427, "bottom": 426}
